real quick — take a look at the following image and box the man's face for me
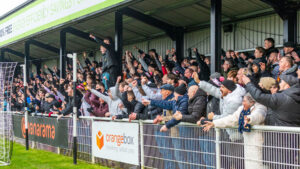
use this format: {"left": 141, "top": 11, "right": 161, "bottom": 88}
{"left": 240, "top": 53, "right": 247, "bottom": 60}
{"left": 119, "top": 85, "right": 125, "bottom": 93}
{"left": 242, "top": 97, "right": 252, "bottom": 110}
{"left": 67, "top": 86, "right": 73, "bottom": 96}
{"left": 284, "top": 47, "right": 294, "bottom": 54}
{"left": 268, "top": 52, "right": 277, "bottom": 64}
{"left": 223, "top": 61, "right": 230, "bottom": 72}
{"left": 187, "top": 86, "right": 198, "bottom": 99}
{"left": 279, "top": 80, "right": 289, "bottom": 91}
{"left": 100, "top": 46, "right": 106, "bottom": 54}
{"left": 226, "top": 51, "right": 231, "bottom": 58}
{"left": 160, "top": 89, "right": 171, "bottom": 100}
{"left": 220, "top": 85, "right": 231, "bottom": 97}
{"left": 47, "top": 97, "right": 54, "bottom": 103}
{"left": 279, "top": 57, "right": 290, "bottom": 72}
{"left": 237, "top": 69, "right": 244, "bottom": 85}
{"left": 254, "top": 49, "right": 262, "bottom": 58}
{"left": 103, "top": 39, "right": 110, "bottom": 44}
{"left": 264, "top": 40, "right": 272, "bottom": 49}
{"left": 204, "top": 58, "right": 210, "bottom": 65}
{"left": 184, "top": 69, "right": 192, "bottom": 79}
{"left": 149, "top": 51, "right": 155, "bottom": 56}
{"left": 252, "top": 64, "right": 259, "bottom": 73}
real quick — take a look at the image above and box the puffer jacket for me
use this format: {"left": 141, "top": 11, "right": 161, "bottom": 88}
{"left": 151, "top": 94, "right": 188, "bottom": 129}
{"left": 246, "top": 82, "right": 300, "bottom": 126}
{"left": 181, "top": 88, "right": 207, "bottom": 123}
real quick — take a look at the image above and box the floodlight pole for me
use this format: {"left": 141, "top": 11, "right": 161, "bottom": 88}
{"left": 67, "top": 53, "right": 77, "bottom": 165}
{"left": 21, "top": 64, "right": 29, "bottom": 150}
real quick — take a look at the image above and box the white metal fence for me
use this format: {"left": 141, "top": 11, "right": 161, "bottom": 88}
{"left": 13, "top": 114, "right": 300, "bottom": 169}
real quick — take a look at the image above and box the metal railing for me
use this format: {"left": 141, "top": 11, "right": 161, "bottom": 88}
{"left": 12, "top": 113, "right": 300, "bottom": 169}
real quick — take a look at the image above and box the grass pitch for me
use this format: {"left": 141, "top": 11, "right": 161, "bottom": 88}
{"left": 2, "top": 143, "right": 109, "bottom": 169}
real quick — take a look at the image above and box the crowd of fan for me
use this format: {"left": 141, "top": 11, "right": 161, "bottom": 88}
{"left": 10, "top": 36, "right": 300, "bottom": 132}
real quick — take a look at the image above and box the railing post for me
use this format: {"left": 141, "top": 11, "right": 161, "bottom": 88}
{"left": 91, "top": 118, "right": 95, "bottom": 164}
{"left": 215, "top": 128, "right": 221, "bottom": 169}
{"left": 139, "top": 121, "right": 144, "bottom": 169}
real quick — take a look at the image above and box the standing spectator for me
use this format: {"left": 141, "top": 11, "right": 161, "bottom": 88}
{"left": 202, "top": 94, "right": 267, "bottom": 169}
{"left": 264, "top": 37, "right": 275, "bottom": 59}
{"left": 89, "top": 34, "right": 119, "bottom": 88}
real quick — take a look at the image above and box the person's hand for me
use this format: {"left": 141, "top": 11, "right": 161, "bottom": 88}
{"left": 196, "top": 117, "right": 205, "bottom": 126}
{"left": 297, "top": 69, "right": 300, "bottom": 79}
{"left": 207, "top": 112, "right": 214, "bottom": 120}
{"left": 171, "top": 48, "right": 176, "bottom": 55}
{"left": 105, "top": 112, "right": 110, "bottom": 117}
{"left": 153, "top": 115, "right": 163, "bottom": 124}
{"left": 173, "top": 111, "right": 182, "bottom": 120}
{"left": 260, "top": 62, "right": 266, "bottom": 72}
{"left": 192, "top": 72, "right": 200, "bottom": 84}
{"left": 83, "top": 52, "right": 87, "bottom": 59}
{"left": 158, "top": 55, "right": 163, "bottom": 63}
{"left": 203, "top": 121, "right": 214, "bottom": 132}
{"left": 118, "top": 103, "right": 124, "bottom": 109}
{"left": 57, "top": 114, "right": 63, "bottom": 120}
{"left": 193, "top": 48, "right": 197, "bottom": 53}
{"left": 85, "top": 85, "right": 91, "bottom": 91}
{"left": 142, "top": 99, "right": 150, "bottom": 106}
{"left": 129, "top": 113, "right": 137, "bottom": 122}
{"left": 116, "top": 76, "right": 122, "bottom": 84}
{"left": 89, "top": 34, "right": 95, "bottom": 40}
{"left": 160, "top": 125, "right": 168, "bottom": 132}
{"left": 166, "top": 49, "right": 170, "bottom": 55}
{"left": 103, "top": 76, "right": 107, "bottom": 81}
{"left": 172, "top": 55, "right": 177, "bottom": 62}
{"left": 242, "top": 75, "right": 251, "bottom": 85}
{"left": 112, "top": 115, "right": 116, "bottom": 120}
{"left": 244, "top": 116, "right": 250, "bottom": 127}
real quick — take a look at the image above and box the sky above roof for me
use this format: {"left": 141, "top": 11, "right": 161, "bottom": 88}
{"left": 0, "top": 0, "right": 28, "bottom": 18}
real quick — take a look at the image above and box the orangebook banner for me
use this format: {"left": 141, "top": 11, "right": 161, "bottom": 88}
{"left": 92, "top": 121, "right": 139, "bottom": 165}
{"left": 0, "top": 0, "right": 126, "bottom": 47}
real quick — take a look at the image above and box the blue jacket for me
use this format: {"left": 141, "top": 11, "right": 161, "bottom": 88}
{"left": 151, "top": 94, "right": 188, "bottom": 129}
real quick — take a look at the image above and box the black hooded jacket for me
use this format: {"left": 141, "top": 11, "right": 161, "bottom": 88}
{"left": 181, "top": 88, "right": 207, "bottom": 123}
{"left": 246, "top": 82, "right": 300, "bottom": 126}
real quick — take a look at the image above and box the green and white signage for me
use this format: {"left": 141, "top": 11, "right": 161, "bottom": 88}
{"left": 0, "top": 0, "right": 125, "bottom": 47}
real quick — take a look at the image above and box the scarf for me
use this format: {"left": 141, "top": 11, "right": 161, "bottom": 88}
{"left": 238, "top": 108, "right": 251, "bottom": 133}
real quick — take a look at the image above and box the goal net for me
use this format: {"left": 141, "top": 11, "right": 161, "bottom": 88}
{"left": 0, "top": 62, "right": 17, "bottom": 166}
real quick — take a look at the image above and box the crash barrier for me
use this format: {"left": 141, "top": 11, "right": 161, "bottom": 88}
{"left": 12, "top": 113, "right": 300, "bottom": 169}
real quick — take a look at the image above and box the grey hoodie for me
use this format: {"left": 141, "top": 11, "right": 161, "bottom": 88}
{"left": 91, "top": 87, "right": 125, "bottom": 116}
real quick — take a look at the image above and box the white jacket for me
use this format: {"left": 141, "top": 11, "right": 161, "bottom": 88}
{"left": 214, "top": 103, "right": 267, "bottom": 169}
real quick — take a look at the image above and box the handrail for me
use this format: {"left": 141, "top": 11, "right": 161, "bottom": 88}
{"left": 11, "top": 112, "right": 300, "bottom": 133}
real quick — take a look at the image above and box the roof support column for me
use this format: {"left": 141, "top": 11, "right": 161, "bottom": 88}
{"left": 24, "top": 42, "right": 31, "bottom": 82}
{"left": 210, "top": 0, "right": 222, "bottom": 73}
{"left": 115, "top": 11, "right": 123, "bottom": 79}
{"left": 60, "top": 31, "right": 67, "bottom": 79}
{"left": 0, "top": 50, "right": 4, "bottom": 62}
{"left": 283, "top": 11, "right": 297, "bottom": 43}
{"left": 175, "top": 28, "right": 184, "bottom": 64}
